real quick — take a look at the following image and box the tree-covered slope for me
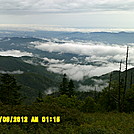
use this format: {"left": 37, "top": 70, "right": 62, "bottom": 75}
{"left": 0, "top": 56, "right": 62, "bottom": 104}
{"left": 81, "top": 68, "right": 134, "bottom": 90}
{"left": 0, "top": 55, "right": 134, "bottom": 103}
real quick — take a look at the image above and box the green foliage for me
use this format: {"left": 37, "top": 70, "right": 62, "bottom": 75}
{"left": 99, "top": 86, "right": 117, "bottom": 112}
{"left": 0, "top": 103, "right": 133, "bottom": 134}
{"left": 59, "top": 74, "right": 68, "bottom": 95}
{"left": 81, "top": 97, "right": 96, "bottom": 113}
{"left": 0, "top": 74, "right": 22, "bottom": 105}
{"left": 0, "top": 55, "right": 134, "bottom": 133}
{"left": 0, "top": 93, "right": 133, "bottom": 134}
{"left": 59, "top": 74, "right": 75, "bottom": 97}
{"left": 99, "top": 80, "right": 134, "bottom": 112}
{"left": 68, "top": 79, "right": 75, "bottom": 97}
{"left": 80, "top": 112, "right": 134, "bottom": 134}
{"left": 53, "top": 95, "right": 82, "bottom": 110}
{"left": 35, "top": 90, "right": 44, "bottom": 103}
{"left": 124, "top": 85, "right": 134, "bottom": 112}
{"left": 0, "top": 56, "right": 62, "bottom": 104}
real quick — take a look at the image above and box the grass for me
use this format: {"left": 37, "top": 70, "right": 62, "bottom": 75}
{"left": 75, "top": 112, "right": 134, "bottom": 134}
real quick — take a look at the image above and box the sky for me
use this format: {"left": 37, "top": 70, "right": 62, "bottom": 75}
{"left": 0, "top": 0, "right": 134, "bottom": 28}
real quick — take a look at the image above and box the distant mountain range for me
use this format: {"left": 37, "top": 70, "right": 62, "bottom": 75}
{"left": 1, "top": 30, "right": 134, "bottom": 44}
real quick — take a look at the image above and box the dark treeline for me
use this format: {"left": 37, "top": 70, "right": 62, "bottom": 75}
{"left": 0, "top": 72, "right": 134, "bottom": 112}
{"left": 51, "top": 73, "right": 134, "bottom": 113}
{"left": 0, "top": 72, "right": 133, "bottom": 133}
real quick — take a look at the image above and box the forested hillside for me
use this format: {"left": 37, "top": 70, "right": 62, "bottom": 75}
{"left": 0, "top": 56, "right": 62, "bottom": 103}
{"left": 0, "top": 55, "right": 134, "bottom": 104}
{"left": 0, "top": 54, "right": 134, "bottom": 133}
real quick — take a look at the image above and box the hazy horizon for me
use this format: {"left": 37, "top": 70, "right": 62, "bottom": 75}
{"left": 0, "top": 0, "right": 134, "bottom": 29}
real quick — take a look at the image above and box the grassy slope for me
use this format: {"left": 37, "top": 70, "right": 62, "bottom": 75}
{"left": 75, "top": 112, "right": 134, "bottom": 134}
{"left": 0, "top": 103, "right": 133, "bottom": 134}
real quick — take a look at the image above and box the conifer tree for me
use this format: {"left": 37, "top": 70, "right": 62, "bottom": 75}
{"left": 68, "top": 79, "right": 75, "bottom": 97}
{"left": 0, "top": 74, "right": 21, "bottom": 105}
{"left": 59, "top": 74, "right": 75, "bottom": 97}
{"left": 36, "top": 90, "right": 43, "bottom": 102}
{"left": 59, "top": 74, "right": 68, "bottom": 95}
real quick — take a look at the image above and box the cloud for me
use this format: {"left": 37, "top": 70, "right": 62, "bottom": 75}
{"left": 44, "top": 87, "right": 58, "bottom": 95}
{"left": 0, "top": 0, "right": 134, "bottom": 15}
{"left": 33, "top": 41, "right": 134, "bottom": 63}
{"left": 0, "top": 50, "right": 33, "bottom": 57}
{"left": 43, "top": 57, "right": 64, "bottom": 64}
{"left": 92, "top": 78, "right": 107, "bottom": 85}
{"left": 47, "top": 63, "right": 94, "bottom": 81}
{"left": 46, "top": 62, "right": 130, "bottom": 81}
{"left": 0, "top": 70, "right": 24, "bottom": 74}
{"left": 78, "top": 82, "right": 108, "bottom": 92}
{"left": 33, "top": 40, "right": 134, "bottom": 81}
{"left": 1, "top": 24, "right": 134, "bottom": 33}
{"left": 23, "top": 60, "right": 38, "bottom": 66}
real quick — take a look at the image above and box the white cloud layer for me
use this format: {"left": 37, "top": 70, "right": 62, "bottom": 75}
{"left": 0, "top": 0, "right": 134, "bottom": 14}
{"left": 0, "top": 50, "right": 33, "bottom": 57}
{"left": 1, "top": 24, "right": 134, "bottom": 33}
{"left": 43, "top": 57, "right": 64, "bottom": 64}
{"left": 33, "top": 41, "right": 134, "bottom": 63}
{"left": 0, "top": 70, "right": 24, "bottom": 74}
{"left": 33, "top": 41, "right": 134, "bottom": 81}
{"left": 78, "top": 83, "right": 108, "bottom": 92}
{"left": 47, "top": 62, "right": 133, "bottom": 81}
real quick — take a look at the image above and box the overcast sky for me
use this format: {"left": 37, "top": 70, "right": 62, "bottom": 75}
{"left": 0, "top": 0, "right": 134, "bottom": 28}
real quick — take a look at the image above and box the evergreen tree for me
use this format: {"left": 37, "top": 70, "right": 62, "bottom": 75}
{"left": 36, "top": 90, "right": 43, "bottom": 103}
{"left": 0, "top": 74, "right": 21, "bottom": 105}
{"left": 68, "top": 79, "right": 75, "bottom": 97}
{"left": 59, "top": 74, "right": 68, "bottom": 95}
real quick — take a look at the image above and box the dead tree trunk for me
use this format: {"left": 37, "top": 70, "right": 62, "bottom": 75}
{"left": 118, "top": 60, "right": 122, "bottom": 112}
{"left": 130, "top": 71, "right": 133, "bottom": 89}
{"left": 122, "top": 46, "right": 129, "bottom": 112}
{"left": 108, "top": 73, "right": 112, "bottom": 110}
{"left": 108, "top": 73, "right": 112, "bottom": 91}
